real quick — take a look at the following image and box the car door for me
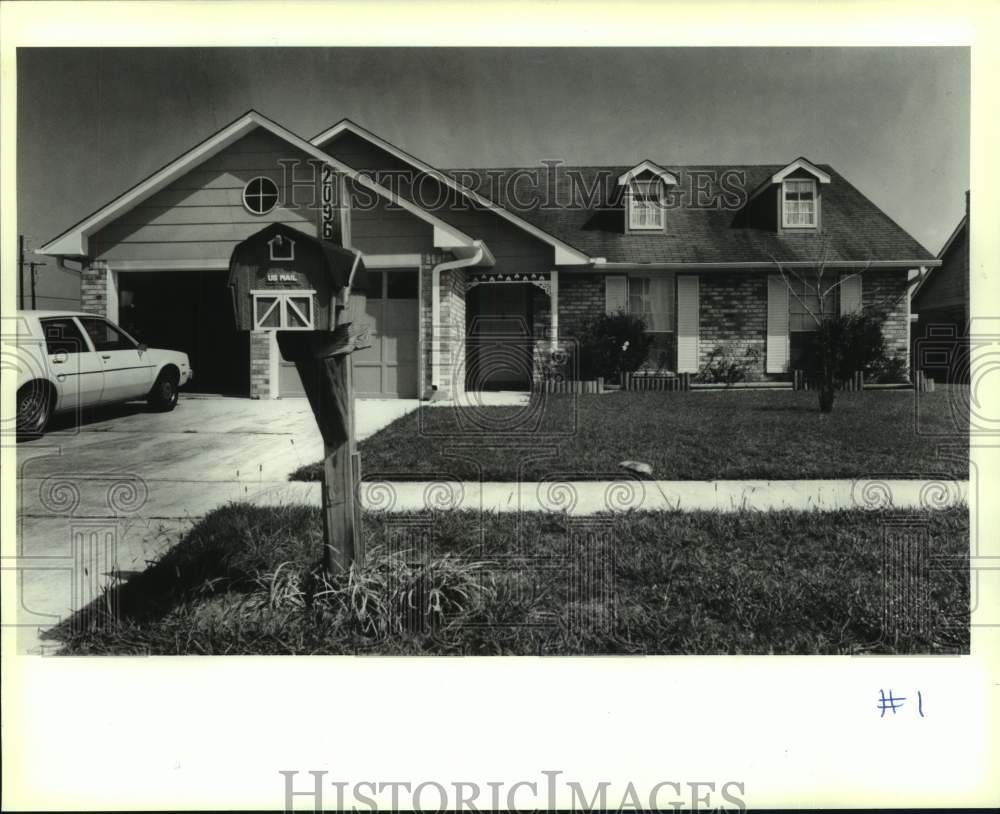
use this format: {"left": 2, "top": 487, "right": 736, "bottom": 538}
{"left": 77, "top": 316, "right": 156, "bottom": 404}
{"left": 39, "top": 316, "right": 105, "bottom": 411}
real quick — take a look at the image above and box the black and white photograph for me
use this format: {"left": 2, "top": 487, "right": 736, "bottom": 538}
{"left": 2, "top": 1, "right": 997, "bottom": 811}
{"left": 10, "top": 44, "right": 973, "bottom": 657}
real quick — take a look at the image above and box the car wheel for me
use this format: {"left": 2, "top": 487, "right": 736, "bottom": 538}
{"left": 17, "top": 382, "right": 52, "bottom": 438}
{"left": 148, "top": 370, "right": 179, "bottom": 412}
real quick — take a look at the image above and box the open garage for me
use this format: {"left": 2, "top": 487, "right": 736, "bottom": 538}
{"left": 117, "top": 270, "right": 250, "bottom": 396}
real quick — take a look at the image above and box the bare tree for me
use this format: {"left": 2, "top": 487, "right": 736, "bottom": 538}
{"left": 766, "top": 238, "right": 912, "bottom": 412}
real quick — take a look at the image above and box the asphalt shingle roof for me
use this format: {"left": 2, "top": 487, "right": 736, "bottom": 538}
{"left": 443, "top": 164, "right": 934, "bottom": 264}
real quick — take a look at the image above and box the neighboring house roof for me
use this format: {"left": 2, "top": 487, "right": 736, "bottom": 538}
{"left": 911, "top": 211, "right": 968, "bottom": 304}
{"left": 39, "top": 110, "right": 478, "bottom": 258}
{"left": 444, "top": 164, "right": 937, "bottom": 266}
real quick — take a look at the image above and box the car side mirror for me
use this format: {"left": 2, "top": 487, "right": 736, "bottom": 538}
{"left": 137, "top": 343, "right": 148, "bottom": 354}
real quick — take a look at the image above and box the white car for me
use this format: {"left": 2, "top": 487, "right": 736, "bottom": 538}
{"left": 15, "top": 310, "right": 193, "bottom": 436}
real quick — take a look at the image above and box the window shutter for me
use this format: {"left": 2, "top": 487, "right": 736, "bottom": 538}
{"left": 676, "top": 275, "right": 699, "bottom": 373}
{"left": 605, "top": 275, "right": 627, "bottom": 314}
{"left": 839, "top": 274, "right": 862, "bottom": 315}
{"left": 766, "top": 275, "right": 790, "bottom": 373}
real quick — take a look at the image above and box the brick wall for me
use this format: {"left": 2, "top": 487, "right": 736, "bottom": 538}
{"left": 698, "top": 272, "right": 768, "bottom": 378}
{"left": 557, "top": 275, "right": 604, "bottom": 340}
{"left": 862, "top": 268, "right": 910, "bottom": 364}
{"left": 419, "top": 250, "right": 455, "bottom": 398}
{"left": 439, "top": 266, "right": 466, "bottom": 396}
{"left": 249, "top": 331, "right": 271, "bottom": 399}
{"left": 423, "top": 267, "right": 911, "bottom": 391}
{"left": 80, "top": 265, "right": 108, "bottom": 317}
{"left": 529, "top": 274, "right": 604, "bottom": 381}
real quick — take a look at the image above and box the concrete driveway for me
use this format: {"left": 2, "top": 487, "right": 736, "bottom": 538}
{"left": 13, "top": 394, "right": 418, "bottom": 653}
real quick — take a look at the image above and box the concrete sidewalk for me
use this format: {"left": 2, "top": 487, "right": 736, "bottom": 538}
{"left": 239, "top": 477, "right": 969, "bottom": 514}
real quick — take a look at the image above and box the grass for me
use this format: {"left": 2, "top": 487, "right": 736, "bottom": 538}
{"left": 50, "top": 502, "right": 969, "bottom": 655}
{"left": 290, "top": 388, "right": 969, "bottom": 482}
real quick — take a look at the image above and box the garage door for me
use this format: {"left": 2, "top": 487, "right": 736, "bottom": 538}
{"left": 278, "top": 269, "right": 419, "bottom": 398}
{"left": 119, "top": 270, "right": 250, "bottom": 396}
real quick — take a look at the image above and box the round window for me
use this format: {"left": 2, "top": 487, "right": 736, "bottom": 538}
{"left": 242, "top": 176, "right": 279, "bottom": 215}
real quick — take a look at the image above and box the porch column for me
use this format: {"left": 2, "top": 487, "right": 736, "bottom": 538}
{"left": 106, "top": 267, "right": 120, "bottom": 323}
{"left": 80, "top": 261, "right": 109, "bottom": 318}
{"left": 550, "top": 269, "right": 559, "bottom": 350}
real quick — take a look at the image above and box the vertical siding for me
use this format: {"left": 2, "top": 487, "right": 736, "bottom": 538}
{"left": 913, "top": 221, "right": 968, "bottom": 312}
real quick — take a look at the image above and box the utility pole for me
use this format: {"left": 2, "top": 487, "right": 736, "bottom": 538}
{"left": 28, "top": 260, "right": 45, "bottom": 309}
{"left": 18, "top": 235, "right": 46, "bottom": 310}
{"left": 18, "top": 234, "right": 25, "bottom": 309}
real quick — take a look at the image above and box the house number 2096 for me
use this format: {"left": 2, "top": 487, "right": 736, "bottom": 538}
{"left": 321, "top": 164, "right": 336, "bottom": 241}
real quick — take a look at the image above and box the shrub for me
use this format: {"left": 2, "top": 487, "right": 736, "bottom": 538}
{"left": 695, "top": 346, "right": 761, "bottom": 385}
{"left": 575, "top": 313, "right": 653, "bottom": 381}
{"left": 802, "top": 311, "right": 892, "bottom": 410}
{"left": 536, "top": 348, "right": 572, "bottom": 383}
{"left": 250, "top": 546, "right": 497, "bottom": 639}
{"left": 804, "top": 312, "right": 887, "bottom": 384}
{"left": 869, "top": 355, "right": 910, "bottom": 384}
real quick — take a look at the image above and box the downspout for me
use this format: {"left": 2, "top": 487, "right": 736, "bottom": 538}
{"left": 334, "top": 249, "right": 365, "bottom": 324}
{"left": 431, "top": 241, "right": 486, "bottom": 397}
{"left": 342, "top": 249, "right": 364, "bottom": 302}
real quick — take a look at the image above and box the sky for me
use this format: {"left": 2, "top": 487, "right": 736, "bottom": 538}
{"left": 16, "top": 47, "right": 968, "bottom": 306}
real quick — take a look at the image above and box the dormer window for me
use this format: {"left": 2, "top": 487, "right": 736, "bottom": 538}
{"left": 617, "top": 161, "right": 678, "bottom": 234}
{"left": 628, "top": 180, "right": 665, "bottom": 231}
{"left": 764, "top": 158, "right": 829, "bottom": 231}
{"left": 782, "top": 179, "right": 817, "bottom": 228}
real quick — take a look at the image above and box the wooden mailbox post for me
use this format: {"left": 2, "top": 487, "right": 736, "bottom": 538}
{"left": 228, "top": 223, "right": 370, "bottom": 574}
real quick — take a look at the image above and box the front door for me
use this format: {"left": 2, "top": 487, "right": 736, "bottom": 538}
{"left": 466, "top": 284, "right": 534, "bottom": 391}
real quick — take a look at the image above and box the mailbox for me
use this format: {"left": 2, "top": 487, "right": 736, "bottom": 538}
{"left": 227, "top": 226, "right": 371, "bottom": 574}
{"left": 228, "top": 222, "right": 367, "bottom": 333}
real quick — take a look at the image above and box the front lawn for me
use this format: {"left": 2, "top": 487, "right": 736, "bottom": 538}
{"left": 50, "top": 502, "right": 969, "bottom": 655}
{"left": 291, "top": 389, "right": 968, "bottom": 482}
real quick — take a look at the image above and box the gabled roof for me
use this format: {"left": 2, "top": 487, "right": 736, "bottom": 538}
{"left": 310, "top": 118, "right": 590, "bottom": 264}
{"left": 742, "top": 156, "right": 833, "bottom": 206}
{"left": 771, "top": 157, "right": 832, "bottom": 184}
{"left": 936, "top": 213, "right": 968, "bottom": 260}
{"left": 911, "top": 211, "right": 968, "bottom": 301}
{"left": 616, "top": 160, "right": 679, "bottom": 187}
{"left": 446, "top": 164, "right": 937, "bottom": 266}
{"left": 40, "top": 110, "right": 476, "bottom": 257}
